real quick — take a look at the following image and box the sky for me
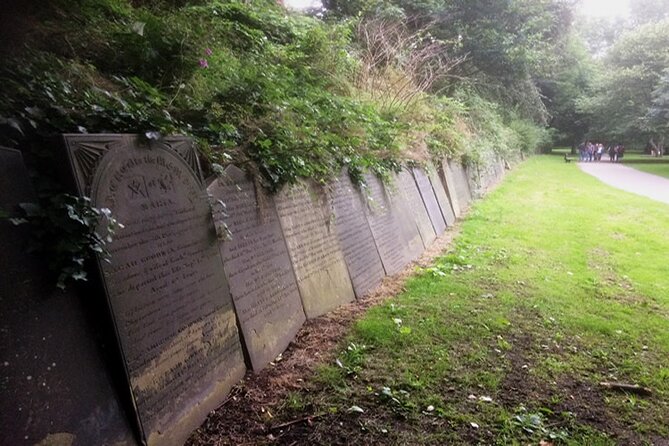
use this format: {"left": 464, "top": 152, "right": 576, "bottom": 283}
{"left": 284, "top": 0, "right": 321, "bottom": 10}
{"left": 578, "top": 0, "right": 631, "bottom": 19}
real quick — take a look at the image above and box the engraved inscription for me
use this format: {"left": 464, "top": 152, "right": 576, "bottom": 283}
{"left": 331, "top": 172, "right": 385, "bottom": 298}
{"left": 363, "top": 174, "right": 412, "bottom": 275}
{"left": 275, "top": 182, "right": 355, "bottom": 318}
{"left": 84, "top": 139, "right": 245, "bottom": 443}
{"left": 208, "top": 166, "right": 305, "bottom": 370}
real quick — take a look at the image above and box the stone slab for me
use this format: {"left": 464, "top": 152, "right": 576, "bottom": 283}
{"left": 63, "top": 134, "right": 245, "bottom": 446}
{"left": 275, "top": 181, "right": 355, "bottom": 319}
{"left": 207, "top": 166, "right": 305, "bottom": 371}
{"left": 363, "top": 174, "right": 422, "bottom": 275}
{"left": 396, "top": 168, "right": 436, "bottom": 248}
{"left": 426, "top": 165, "right": 456, "bottom": 226}
{"left": 330, "top": 171, "right": 385, "bottom": 299}
{"left": 439, "top": 159, "right": 461, "bottom": 219}
{"left": 412, "top": 168, "right": 447, "bottom": 235}
{"left": 0, "top": 147, "right": 136, "bottom": 446}
{"left": 449, "top": 160, "right": 473, "bottom": 209}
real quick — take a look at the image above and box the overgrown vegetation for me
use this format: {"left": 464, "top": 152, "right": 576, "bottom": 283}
{"left": 0, "top": 0, "right": 567, "bottom": 287}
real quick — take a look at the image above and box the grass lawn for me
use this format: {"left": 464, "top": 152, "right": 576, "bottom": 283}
{"left": 621, "top": 153, "right": 669, "bottom": 180}
{"left": 193, "top": 155, "right": 669, "bottom": 445}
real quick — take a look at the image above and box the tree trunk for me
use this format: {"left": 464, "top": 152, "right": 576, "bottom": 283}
{"left": 649, "top": 137, "right": 665, "bottom": 157}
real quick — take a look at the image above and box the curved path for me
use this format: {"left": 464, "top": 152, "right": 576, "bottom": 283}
{"left": 578, "top": 161, "right": 669, "bottom": 206}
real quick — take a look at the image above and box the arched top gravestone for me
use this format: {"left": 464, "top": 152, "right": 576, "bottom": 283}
{"left": 63, "top": 135, "right": 245, "bottom": 446}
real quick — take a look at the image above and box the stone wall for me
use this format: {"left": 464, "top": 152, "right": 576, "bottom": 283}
{"left": 0, "top": 137, "right": 508, "bottom": 446}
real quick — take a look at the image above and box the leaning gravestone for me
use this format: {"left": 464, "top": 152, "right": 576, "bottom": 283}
{"left": 426, "top": 166, "right": 456, "bottom": 226}
{"left": 449, "top": 160, "right": 473, "bottom": 210}
{"left": 412, "top": 168, "right": 447, "bottom": 235}
{"left": 396, "top": 168, "right": 436, "bottom": 248}
{"left": 439, "top": 159, "right": 462, "bottom": 219}
{"left": 0, "top": 147, "right": 135, "bottom": 446}
{"left": 62, "top": 134, "right": 245, "bottom": 446}
{"left": 363, "top": 173, "right": 422, "bottom": 275}
{"left": 207, "top": 166, "right": 305, "bottom": 371}
{"left": 275, "top": 181, "right": 355, "bottom": 319}
{"left": 330, "top": 171, "right": 385, "bottom": 299}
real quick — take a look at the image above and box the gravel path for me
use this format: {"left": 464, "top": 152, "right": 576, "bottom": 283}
{"left": 578, "top": 161, "right": 669, "bottom": 206}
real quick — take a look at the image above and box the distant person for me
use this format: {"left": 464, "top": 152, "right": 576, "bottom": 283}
{"left": 618, "top": 144, "right": 625, "bottom": 161}
{"left": 608, "top": 145, "right": 616, "bottom": 162}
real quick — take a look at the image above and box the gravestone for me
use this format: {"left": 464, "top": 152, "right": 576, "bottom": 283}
{"left": 62, "top": 134, "right": 245, "bottom": 446}
{"left": 0, "top": 147, "right": 136, "bottom": 446}
{"left": 396, "top": 168, "right": 435, "bottom": 248}
{"left": 439, "top": 159, "right": 461, "bottom": 219}
{"left": 426, "top": 166, "right": 456, "bottom": 226}
{"left": 449, "top": 160, "right": 472, "bottom": 210}
{"left": 412, "top": 168, "right": 447, "bottom": 235}
{"left": 330, "top": 171, "right": 385, "bottom": 299}
{"left": 275, "top": 181, "right": 355, "bottom": 319}
{"left": 363, "top": 173, "right": 422, "bottom": 275}
{"left": 207, "top": 166, "right": 305, "bottom": 371}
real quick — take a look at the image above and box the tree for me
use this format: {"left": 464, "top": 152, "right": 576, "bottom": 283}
{"left": 580, "top": 19, "right": 669, "bottom": 147}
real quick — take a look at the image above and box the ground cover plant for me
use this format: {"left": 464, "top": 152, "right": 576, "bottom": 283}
{"left": 190, "top": 154, "right": 669, "bottom": 445}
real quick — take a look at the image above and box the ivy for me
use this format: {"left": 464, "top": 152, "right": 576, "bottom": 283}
{"left": 11, "top": 195, "right": 123, "bottom": 289}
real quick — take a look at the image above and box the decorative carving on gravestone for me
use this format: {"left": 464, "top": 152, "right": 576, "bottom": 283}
{"left": 275, "top": 181, "right": 355, "bottom": 319}
{"left": 412, "top": 168, "right": 447, "bottom": 235}
{"left": 0, "top": 147, "right": 135, "bottom": 446}
{"left": 396, "top": 168, "right": 436, "bottom": 248}
{"left": 426, "top": 166, "right": 455, "bottom": 226}
{"left": 363, "top": 173, "right": 422, "bottom": 275}
{"left": 207, "top": 165, "right": 306, "bottom": 371}
{"left": 330, "top": 171, "right": 385, "bottom": 299}
{"left": 62, "top": 134, "right": 245, "bottom": 446}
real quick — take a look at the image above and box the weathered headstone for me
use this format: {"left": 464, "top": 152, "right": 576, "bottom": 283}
{"left": 363, "top": 173, "right": 422, "bottom": 275}
{"left": 62, "top": 134, "right": 245, "bottom": 446}
{"left": 275, "top": 181, "right": 355, "bottom": 319}
{"left": 412, "top": 168, "right": 447, "bottom": 235}
{"left": 330, "top": 171, "right": 385, "bottom": 299}
{"left": 426, "top": 166, "right": 456, "bottom": 226}
{"left": 451, "top": 162, "right": 473, "bottom": 206}
{"left": 439, "top": 159, "right": 461, "bottom": 219}
{"left": 207, "top": 166, "right": 305, "bottom": 371}
{"left": 449, "top": 160, "right": 473, "bottom": 210}
{"left": 0, "top": 147, "right": 136, "bottom": 446}
{"left": 396, "top": 168, "right": 435, "bottom": 248}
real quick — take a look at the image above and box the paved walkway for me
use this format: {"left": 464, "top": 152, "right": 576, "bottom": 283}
{"left": 578, "top": 161, "right": 669, "bottom": 206}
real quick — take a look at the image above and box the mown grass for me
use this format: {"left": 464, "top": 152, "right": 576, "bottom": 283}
{"left": 621, "top": 153, "right": 669, "bottom": 179}
{"left": 267, "top": 155, "right": 669, "bottom": 445}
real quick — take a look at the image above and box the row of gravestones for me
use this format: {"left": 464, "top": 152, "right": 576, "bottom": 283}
{"left": 0, "top": 135, "right": 506, "bottom": 446}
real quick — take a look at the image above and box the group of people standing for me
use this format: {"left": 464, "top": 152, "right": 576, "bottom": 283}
{"left": 578, "top": 142, "right": 625, "bottom": 162}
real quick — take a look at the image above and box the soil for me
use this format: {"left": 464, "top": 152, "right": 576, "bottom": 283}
{"left": 186, "top": 225, "right": 462, "bottom": 446}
